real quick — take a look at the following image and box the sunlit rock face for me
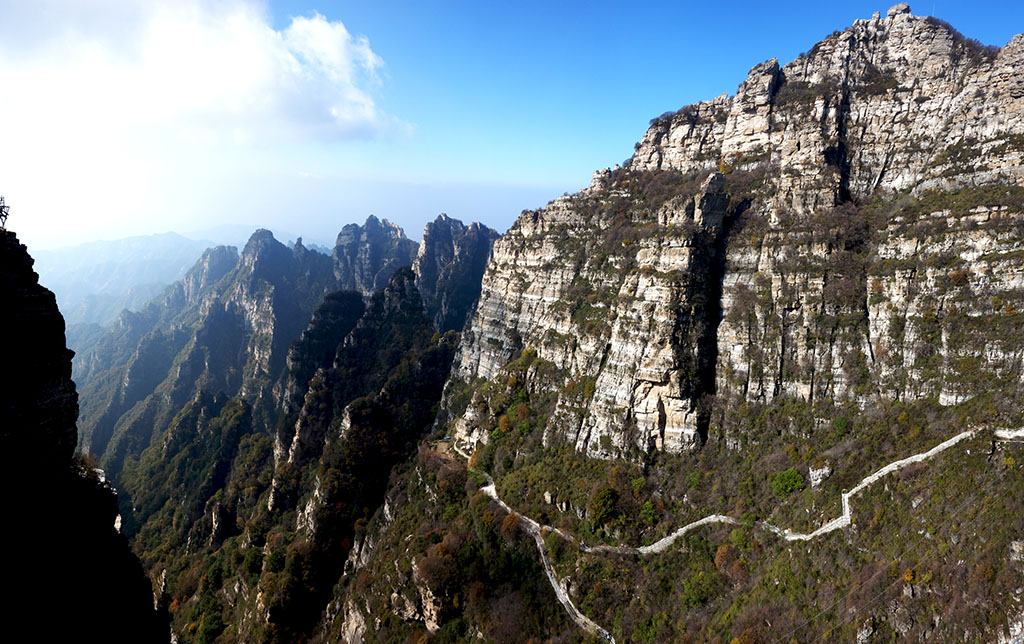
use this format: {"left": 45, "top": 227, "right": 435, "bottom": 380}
{"left": 447, "top": 6, "right": 1024, "bottom": 459}
{"left": 333, "top": 215, "right": 419, "bottom": 295}
{"left": 632, "top": 9, "right": 1024, "bottom": 197}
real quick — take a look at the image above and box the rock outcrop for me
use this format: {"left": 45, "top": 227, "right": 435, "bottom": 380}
{"left": 449, "top": 169, "right": 742, "bottom": 456}
{"left": 0, "top": 230, "right": 166, "bottom": 643}
{"left": 447, "top": 6, "right": 1024, "bottom": 457}
{"left": 632, "top": 10, "right": 1024, "bottom": 198}
{"left": 1, "top": 231, "right": 79, "bottom": 461}
{"left": 413, "top": 214, "right": 500, "bottom": 332}
{"left": 332, "top": 215, "right": 418, "bottom": 294}
{"left": 181, "top": 244, "right": 239, "bottom": 304}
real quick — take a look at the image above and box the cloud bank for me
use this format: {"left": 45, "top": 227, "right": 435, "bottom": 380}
{"left": 1, "top": 0, "right": 396, "bottom": 139}
{"left": 0, "top": 0, "right": 401, "bottom": 247}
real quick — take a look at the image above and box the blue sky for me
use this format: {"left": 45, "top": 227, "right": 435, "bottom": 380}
{"left": 2, "top": 1, "right": 1022, "bottom": 249}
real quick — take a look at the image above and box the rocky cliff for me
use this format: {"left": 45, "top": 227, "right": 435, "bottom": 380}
{"left": 448, "top": 4, "right": 1024, "bottom": 458}
{"left": 75, "top": 230, "right": 338, "bottom": 477}
{"left": 1, "top": 231, "right": 79, "bottom": 460}
{"left": 0, "top": 230, "right": 166, "bottom": 643}
{"left": 76, "top": 212, "right": 498, "bottom": 484}
{"left": 333, "top": 215, "right": 418, "bottom": 294}
{"left": 632, "top": 4, "right": 1024, "bottom": 197}
{"left": 68, "top": 212, "right": 497, "bottom": 644}
{"left": 413, "top": 213, "right": 500, "bottom": 332}
{"left": 115, "top": 267, "right": 460, "bottom": 644}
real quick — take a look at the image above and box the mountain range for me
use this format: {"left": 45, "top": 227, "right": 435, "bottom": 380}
{"left": 5, "top": 4, "right": 1024, "bottom": 643}
{"left": 33, "top": 232, "right": 215, "bottom": 327}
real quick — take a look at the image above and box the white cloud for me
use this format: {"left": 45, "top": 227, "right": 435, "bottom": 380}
{"left": 0, "top": 0, "right": 401, "bottom": 248}
{"left": 0, "top": 1, "right": 395, "bottom": 139}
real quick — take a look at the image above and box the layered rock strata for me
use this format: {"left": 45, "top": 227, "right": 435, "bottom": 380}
{"left": 447, "top": 5, "right": 1024, "bottom": 457}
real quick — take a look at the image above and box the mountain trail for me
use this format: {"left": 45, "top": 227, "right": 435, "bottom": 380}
{"left": 765, "top": 429, "right": 976, "bottom": 541}
{"left": 451, "top": 442, "right": 613, "bottom": 640}
{"left": 451, "top": 428, "right": 986, "bottom": 640}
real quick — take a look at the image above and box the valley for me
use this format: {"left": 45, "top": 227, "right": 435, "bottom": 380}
{"left": 4, "top": 3, "right": 1024, "bottom": 643}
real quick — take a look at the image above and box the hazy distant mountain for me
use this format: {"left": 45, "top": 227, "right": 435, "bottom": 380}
{"left": 183, "top": 223, "right": 333, "bottom": 250}
{"left": 33, "top": 232, "right": 215, "bottom": 328}
{"left": 69, "top": 215, "right": 497, "bottom": 642}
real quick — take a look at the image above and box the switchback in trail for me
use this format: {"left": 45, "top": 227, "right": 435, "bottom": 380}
{"left": 452, "top": 427, "right": 999, "bottom": 640}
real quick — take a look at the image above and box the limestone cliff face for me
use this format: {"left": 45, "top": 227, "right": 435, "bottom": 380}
{"left": 451, "top": 172, "right": 738, "bottom": 456}
{"left": 448, "top": 5, "right": 1024, "bottom": 458}
{"left": 631, "top": 5, "right": 1024, "bottom": 201}
{"left": 413, "top": 214, "right": 500, "bottom": 332}
{"left": 333, "top": 215, "right": 419, "bottom": 294}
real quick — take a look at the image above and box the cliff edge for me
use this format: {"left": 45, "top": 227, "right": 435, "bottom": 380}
{"left": 0, "top": 230, "right": 166, "bottom": 642}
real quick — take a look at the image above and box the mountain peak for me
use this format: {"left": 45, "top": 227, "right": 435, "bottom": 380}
{"left": 182, "top": 245, "right": 238, "bottom": 303}
{"left": 887, "top": 2, "right": 911, "bottom": 17}
{"left": 333, "top": 216, "right": 418, "bottom": 294}
{"left": 242, "top": 228, "right": 277, "bottom": 251}
{"left": 241, "top": 228, "right": 287, "bottom": 260}
{"left": 630, "top": 7, "right": 1022, "bottom": 208}
{"left": 414, "top": 214, "right": 499, "bottom": 332}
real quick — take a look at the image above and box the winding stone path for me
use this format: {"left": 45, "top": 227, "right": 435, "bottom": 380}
{"left": 450, "top": 441, "right": 614, "bottom": 640}
{"left": 766, "top": 429, "right": 976, "bottom": 541}
{"left": 587, "top": 514, "right": 740, "bottom": 555}
{"left": 996, "top": 428, "right": 1024, "bottom": 441}
{"left": 479, "top": 477, "right": 614, "bottom": 642}
{"left": 451, "top": 428, "right": 989, "bottom": 641}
